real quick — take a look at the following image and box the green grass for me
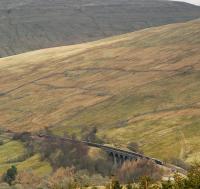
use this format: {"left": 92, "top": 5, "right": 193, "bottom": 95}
{"left": 17, "top": 154, "right": 52, "bottom": 176}
{"left": 0, "top": 140, "right": 52, "bottom": 176}
{"left": 0, "top": 155, "right": 52, "bottom": 177}
{"left": 0, "top": 141, "right": 25, "bottom": 164}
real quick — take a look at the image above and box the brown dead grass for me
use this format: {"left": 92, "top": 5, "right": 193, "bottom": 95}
{"left": 0, "top": 20, "right": 200, "bottom": 161}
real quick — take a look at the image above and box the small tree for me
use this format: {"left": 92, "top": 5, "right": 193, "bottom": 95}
{"left": 185, "top": 162, "right": 200, "bottom": 189}
{"left": 112, "top": 180, "right": 122, "bottom": 189}
{"left": 169, "top": 158, "right": 190, "bottom": 170}
{"left": 117, "top": 159, "right": 163, "bottom": 183}
{"left": 139, "top": 176, "right": 151, "bottom": 189}
{"left": 127, "top": 142, "right": 143, "bottom": 154}
{"left": 83, "top": 126, "right": 104, "bottom": 144}
{"left": 3, "top": 165, "right": 17, "bottom": 185}
{"left": 173, "top": 172, "right": 186, "bottom": 189}
{"left": 161, "top": 180, "right": 174, "bottom": 189}
{"left": 126, "top": 183, "right": 133, "bottom": 189}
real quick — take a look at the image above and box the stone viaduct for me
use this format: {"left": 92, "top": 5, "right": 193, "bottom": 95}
{"left": 37, "top": 134, "right": 164, "bottom": 166}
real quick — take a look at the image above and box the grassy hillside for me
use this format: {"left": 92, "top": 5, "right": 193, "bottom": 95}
{"left": 0, "top": 136, "right": 52, "bottom": 176}
{"left": 1, "top": 0, "right": 200, "bottom": 57}
{"left": 0, "top": 20, "right": 200, "bottom": 163}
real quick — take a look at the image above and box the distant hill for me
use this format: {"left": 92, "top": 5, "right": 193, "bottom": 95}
{"left": 0, "top": 19, "right": 200, "bottom": 162}
{"left": 0, "top": 0, "right": 200, "bottom": 57}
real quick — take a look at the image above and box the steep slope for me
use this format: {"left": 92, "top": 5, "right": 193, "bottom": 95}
{"left": 0, "top": 20, "right": 200, "bottom": 162}
{"left": 0, "top": 0, "right": 200, "bottom": 57}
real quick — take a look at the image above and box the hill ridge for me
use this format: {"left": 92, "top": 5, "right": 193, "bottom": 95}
{"left": 0, "top": 0, "right": 200, "bottom": 57}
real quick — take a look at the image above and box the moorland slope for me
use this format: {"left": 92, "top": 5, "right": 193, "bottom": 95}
{"left": 0, "top": 0, "right": 200, "bottom": 57}
{"left": 0, "top": 20, "right": 200, "bottom": 162}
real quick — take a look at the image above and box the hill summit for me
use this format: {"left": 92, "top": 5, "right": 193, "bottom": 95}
{"left": 0, "top": 0, "right": 200, "bottom": 57}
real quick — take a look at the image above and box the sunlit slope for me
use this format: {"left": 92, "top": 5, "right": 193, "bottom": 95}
{"left": 0, "top": 139, "right": 51, "bottom": 176}
{"left": 0, "top": 20, "right": 200, "bottom": 161}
